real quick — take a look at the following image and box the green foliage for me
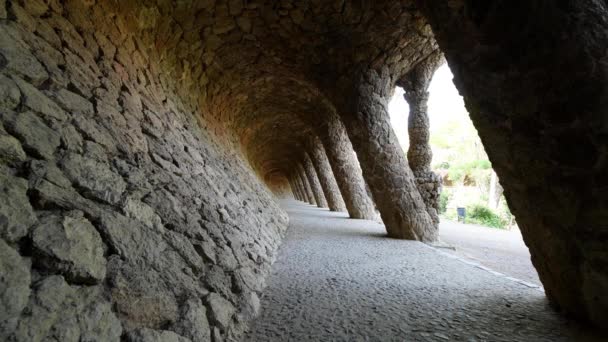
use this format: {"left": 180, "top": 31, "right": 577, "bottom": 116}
{"left": 439, "top": 192, "right": 450, "bottom": 214}
{"left": 423, "top": 80, "right": 512, "bottom": 229}
{"left": 447, "top": 159, "right": 492, "bottom": 183}
{"left": 437, "top": 162, "right": 450, "bottom": 170}
{"left": 467, "top": 204, "right": 507, "bottom": 229}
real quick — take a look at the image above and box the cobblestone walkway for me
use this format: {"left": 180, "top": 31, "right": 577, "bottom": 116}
{"left": 246, "top": 200, "right": 600, "bottom": 342}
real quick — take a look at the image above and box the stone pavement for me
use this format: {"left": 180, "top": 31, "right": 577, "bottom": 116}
{"left": 246, "top": 200, "right": 601, "bottom": 342}
{"left": 439, "top": 220, "right": 541, "bottom": 287}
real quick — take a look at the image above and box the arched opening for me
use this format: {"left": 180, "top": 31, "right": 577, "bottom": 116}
{"left": 389, "top": 64, "right": 540, "bottom": 286}
{"left": 1, "top": 1, "right": 606, "bottom": 341}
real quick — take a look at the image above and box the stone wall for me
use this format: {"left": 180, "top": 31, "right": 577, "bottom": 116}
{"left": 0, "top": 1, "right": 288, "bottom": 341}
{"left": 3, "top": 0, "right": 606, "bottom": 335}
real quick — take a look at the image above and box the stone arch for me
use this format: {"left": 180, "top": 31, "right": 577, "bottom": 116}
{"left": 1, "top": 1, "right": 606, "bottom": 339}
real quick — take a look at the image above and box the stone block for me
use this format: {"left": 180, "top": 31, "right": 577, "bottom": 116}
{"left": 0, "top": 240, "right": 31, "bottom": 334}
{"left": 11, "top": 276, "right": 122, "bottom": 342}
{"left": 32, "top": 211, "right": 107, "bottom": 284}
{"left": 0, "top": 133, "right": 27, "bottom": 165}
{"left": 0, "top": 165, "right": 36, "bottom": 242}
{"left": 106, "top": 257, "right": 180, "bottom": 330}
{"left": 27, "top": 160, "right": 101, "bottom": 217}
{"left": 205, "top": 293, "right": 236, "bottom": 331}
{"left": 61, "top": 153, "right": 126, "bottom": 205}
{"left": 11, "top": 76, "right": 68, "bottom": 122}
{"left": 4, "top": 110, "right": 60, "bottom": 159}
{"left": 53, "top": 88, "right": 95, "bottom": 116}
{"left": 0, "top": 27, "right": 47, "bottom": 85}
{"left": 0, "top": 0, "right": 6, "bottom": 19}
{"left": 171, "top": 299, "right": 211, "bottom": 342}
{"left": 0, "top": 74, "right": 21, "bottom": 111}
{"left": 125, "top": 328, "right": 190, "bottom": 342}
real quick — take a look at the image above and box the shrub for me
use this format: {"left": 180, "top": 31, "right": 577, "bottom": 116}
{"left": 467, "top": 204, "right": 506, "bottom": 229}
{"left": 439, "top": 192, "right": 449, "bottom": 214}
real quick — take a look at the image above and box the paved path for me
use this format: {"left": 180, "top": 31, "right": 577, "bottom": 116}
{"left": 438, "top": 220, "right": 541, "bottom": 286}
{"left": 246, "top": 201, "right": 599, "bottom": 341}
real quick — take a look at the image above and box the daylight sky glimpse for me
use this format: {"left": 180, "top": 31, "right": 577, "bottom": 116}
{"left": 388, "top": 64, "right": 469, "bottom": 151}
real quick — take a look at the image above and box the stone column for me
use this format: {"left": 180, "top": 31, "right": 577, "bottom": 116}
{"left": 302, "top": 153, "right": 328, "bottom": 208}
{"left": 289, "top": 176, "right": 301, "bottom": 201}
{"left": 339, "top": 67, "right": 436, "bottom": 241}
{"left": 296, "top": 179, "right": 305, "bottom": 202}
{"left": 293, "top": 174, "right": 306, "bottom": 202}
{"left": 296, "top": 165, "right": 316, "bottom": 206}
{"left": 397, "top": 51, "right": 444, "bottom": 226}
{"left": 317, "top": 114, "right": 376, "bottom": 219}
{"left": 419, "top": 1, "right": 608, "bottom": 326}
{"left": 287, "top": 178, "right": 295, "bottom": 200}
{"left": 295, "top": 176, "right": 306, "bottom": 202}
{"left": 308, "top": 137, "right": 347, "bottom": 212}
{"left": 292, "top": 172, "right": 304, "bottom": 202}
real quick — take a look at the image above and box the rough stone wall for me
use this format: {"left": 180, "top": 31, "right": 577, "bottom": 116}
{"left": 264, "top": 176, "right": 292, "bottom": 199}
{"left": 3, "top": 0, "right": 605, "bottom": 333}
{"left": 0, "top": 1, "right": 288, "bottom": 341}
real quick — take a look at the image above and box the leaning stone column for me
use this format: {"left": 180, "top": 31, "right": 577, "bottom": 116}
{"left": 287, "top": 178, "right": 295, "bottom": 200}
{"left": 294, "top": 174, "right": 306, "bottom": 202}
{"left": 317, "top": 114, "right": 376, "bottom": 219}
{"left": 292, "top": 172, "right": 305, "bottom": 202}
{"left": 419, "top": 1, "right": 608, "bottom": 325}
{"left": 339, "top": 67, "right": 436, "bottom": 241}
{"left": 308, "top": 137, "right": 347, "bottom": 212}
{"left": 302, "top": 153, "right": 328, "bottom": 208}
{"left": 294, "top": 176, "right": 306, "bottom": 202}
{"left": 398, "top": 51, "right": 444, "bottom": 226}
{"left": 289, "top": 177, "right": 302, "bottom": 201}
{"left": 295, "top": 180, "right": 305, "bottom": 202}
{"left": 296, "top": 165, "right": 316, "bottom": 206}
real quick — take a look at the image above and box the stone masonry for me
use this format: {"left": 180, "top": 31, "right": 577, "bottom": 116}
{"left": 0, "top": 1, "right": 287, "bottom": 341}
{"left": 1, "top": 0, "right": 607, "bottom": 338}
{"left": 398, "top": 50, "right": 445, "bottom": 227}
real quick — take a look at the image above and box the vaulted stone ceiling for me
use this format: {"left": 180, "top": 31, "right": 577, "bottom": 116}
{"left": 113, "top": 0, "right": 438, "bottom": 180}
{"left": 1, "top": 1, "right": 606, "bottom": 340}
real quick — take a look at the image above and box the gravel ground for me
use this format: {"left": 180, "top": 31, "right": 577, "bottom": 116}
{"left": 246, "top": 200, "right": 601, "bottom": 342}
{"left": 438, "top": 220, "right": 541, "bottom": 286}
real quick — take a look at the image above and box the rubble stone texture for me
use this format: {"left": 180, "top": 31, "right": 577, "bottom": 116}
{"left": 291, "top": 172, "right": 307, "bottom": 204}
{"left": 302, "top": 152, "right": 328, "bottom": 208}
{"left": 398, "top": 50, "right": 445, "bottom": 226}
{"left": 340, "top": 68, "right": 437, "bottom": 241}
{"left": 297, "top": 164, "right": 316, "bottom": 206}
{"left": 287, "top": 177, "right": 299, "bottom": 201}
{"left": 32, "top": 211, "right": 106, "bottom": 284}
{"left": 318, "top": 114, "right": 377, "bottom": 220}
{"left": 418, "top": 0, "right": 608, "bottom": 328}
{"left": 0, "top": 0, "right": 606, "bottom": 339}
{"left": 0, "top": 1, "right": 288, "bottom": 340}
{"left": 308, "top": 137, "right": 347, "bottom": 212}
{"left": 289, "top": 177, "right": 302, "bottom": 202}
